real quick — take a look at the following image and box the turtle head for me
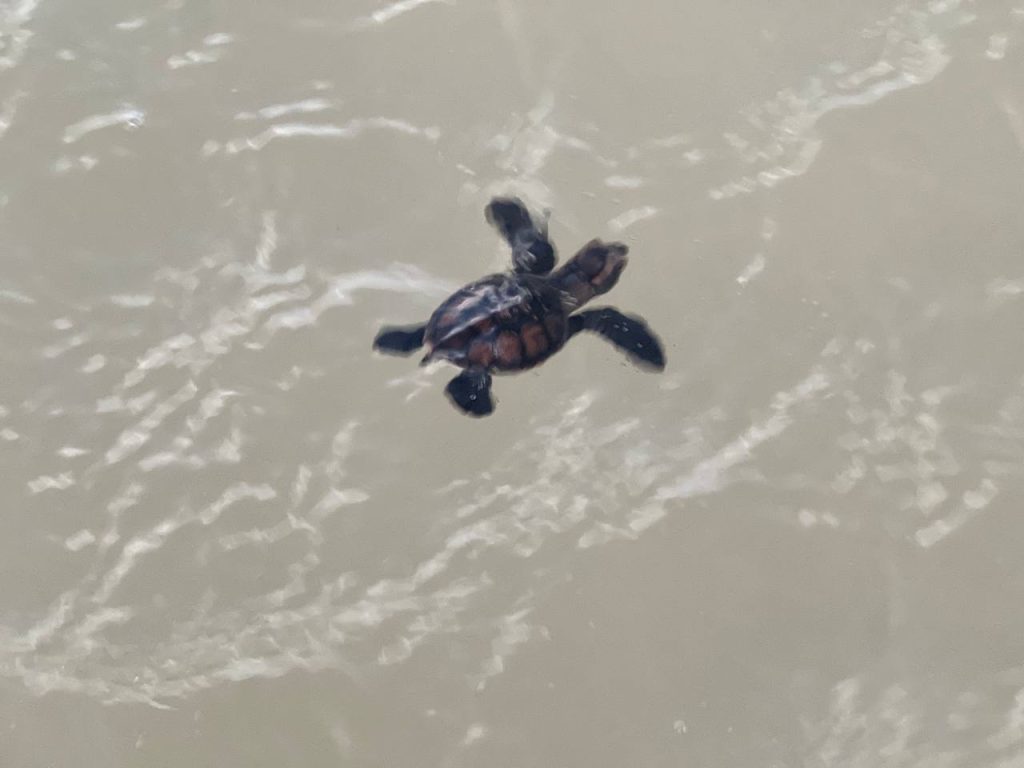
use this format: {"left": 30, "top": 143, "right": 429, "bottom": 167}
{"left": 556, "top": 240, "right": 629, "bottom": 308}
{"left": 511, "top": 221, "right": 556, "bottom": 274}
{"left": 514, "top": 237, "right": 556, "bottom": 274}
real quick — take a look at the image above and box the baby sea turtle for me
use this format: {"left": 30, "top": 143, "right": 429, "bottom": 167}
{"left": 372, "top": 197, "right": 665, "bottom": 416}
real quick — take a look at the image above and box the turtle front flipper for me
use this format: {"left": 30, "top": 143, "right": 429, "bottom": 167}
{"left": 568, "top": 307, "right": 666, "bottom": 371}
{"left": 485, "top": 197, "right": 557, "bottom": 275}
{"left": 373, "top": 323, "right": 427, "bottom": 355}
{"left": 445, "top": 368, "right": 495, "bottom": 417}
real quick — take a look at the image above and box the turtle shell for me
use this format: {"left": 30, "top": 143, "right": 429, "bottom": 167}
{"left": 423, "top": 273, "right": 568, "bottom": 372}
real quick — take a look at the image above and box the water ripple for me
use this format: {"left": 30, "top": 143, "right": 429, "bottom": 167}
{"left": 708, "top": 2, "right": 965, "bottom": 199}
{"left": 220, "top": 118, "right": 440, "bottom": 154}
{"left": 354, "top": 0, "right": 453, "bottom": 28}
{"left": 62, "top": 107, "right": 145, "bottom": 144}
{"left": 0, "top": 0, "right": 41, "bottom": 71}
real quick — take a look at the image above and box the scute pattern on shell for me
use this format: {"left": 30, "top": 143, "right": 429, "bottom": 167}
{"left": 424, "top": 273, "right": 568, "bottom": 371}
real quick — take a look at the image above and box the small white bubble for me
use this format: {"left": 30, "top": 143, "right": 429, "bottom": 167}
{"left": 81, "top": 355, "right": 106, "bottom": 373}
{"left": 65, "top": 529, "right": 96, "bottom": 551}
{"left": 116, "top": 17, "right": 147, "bottom": 31}
{"left": 604, "top": 175, "right": 644, "bottom": 189}
{"left": 203, "top": 32, "right": 234, "bottom": 46}
{"left": 986, "top": 34, "right": 1008, "bottom": 60}
{"left": 461, "top": 724, "right": 487, "bottom": 746}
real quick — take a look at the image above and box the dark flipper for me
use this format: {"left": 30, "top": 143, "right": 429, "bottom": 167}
{"left": 373, "top": 323, "right": 426, "bottom": 355}
{"left": 485, "top": 197, "right": 534, "bottom": 243}
{"left": 568, "top": 307, "right": 666, "bottom": 370}
{"left": 485, "top": 197, "right": 557, "bottom": 275}
{"left": 445, "top": 369, "right": 495, "bottom": 417}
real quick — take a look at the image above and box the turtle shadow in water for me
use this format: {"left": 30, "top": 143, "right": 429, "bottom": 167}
{"left": 373, "top": 196, "right": 666, "bottom": 417}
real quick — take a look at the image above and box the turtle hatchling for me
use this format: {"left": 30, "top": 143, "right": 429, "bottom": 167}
{"left": 372, "top": 197, "right": 666, "bottom": 416}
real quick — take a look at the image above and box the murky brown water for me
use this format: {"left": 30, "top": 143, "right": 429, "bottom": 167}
{"left": 2, "top": 0, "right": 1024, "bottom": 765}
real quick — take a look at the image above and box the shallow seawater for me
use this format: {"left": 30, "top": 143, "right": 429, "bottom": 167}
{"left": 2, "top": 0, "right": 1024, "bottom": 765}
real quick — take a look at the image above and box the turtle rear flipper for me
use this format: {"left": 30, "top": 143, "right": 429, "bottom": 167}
{"left": 373, "top": 323, "right": 426, "bottom": 355}
{"left": 445, "top": 369, "right": 494, "bottom": 417}
{"left": 485, "top": 197, "right": 556, "bottom": 275}
{"left": 568, "top": 307, "right": 665, "bottom": 370}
